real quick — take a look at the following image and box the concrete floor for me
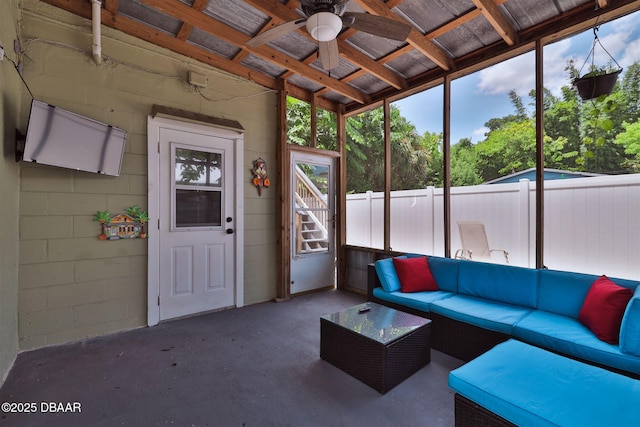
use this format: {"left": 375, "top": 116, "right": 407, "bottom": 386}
{"left": 0, "top": 290, "right": 464, "bottom": 427}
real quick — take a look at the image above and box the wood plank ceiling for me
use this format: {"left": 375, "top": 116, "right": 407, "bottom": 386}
{"left": 41, "top": 0, "right": 640, "bottom": 113}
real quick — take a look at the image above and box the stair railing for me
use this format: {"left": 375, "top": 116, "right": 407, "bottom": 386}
{"left": 294, "top": 165, "right": 329, "bottom": 247}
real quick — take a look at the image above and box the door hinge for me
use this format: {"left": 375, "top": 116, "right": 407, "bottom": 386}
{"left": 158, "top": 295, "right": 160, "bottom": 306}
{"left": 157, "top": 219, "right": 160, "bottom": 229}
{"left": 157, "top": 142, "right": 160, "bottom": 154}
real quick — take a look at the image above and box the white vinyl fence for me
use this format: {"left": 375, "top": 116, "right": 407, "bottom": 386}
{"left": 346, "top": 174, "right": 640, "bottom": 280}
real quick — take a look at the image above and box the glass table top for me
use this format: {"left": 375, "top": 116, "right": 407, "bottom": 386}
{"left": 321, "top": 302, "right": 430, "bottom": 345}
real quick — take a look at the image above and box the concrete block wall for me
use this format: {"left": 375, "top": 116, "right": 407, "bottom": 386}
{"left": 16, "top": 0, "right": 278, "bottom": 350}
{"left": 0, "top": 0, "right": 22, "bottom": 382}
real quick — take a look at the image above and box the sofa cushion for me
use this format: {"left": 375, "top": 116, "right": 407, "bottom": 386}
{"left": 426, "top": 256, "right": 459, "bottom": 293}
{"left": 393, "top": 256, "right": 438, "bottom": 292}
{"left": 457, "top": 260, "right": 538, "bottom": 308}
{"left": 579, "top": 276, "right": 633, "bottom": 344}
{"left": 620, "top": 286, "right": 640, "bottom": 356}
{"left": 538, "top": 269, "right": 638, "bottom": 318}
{"left": 449, "top": 339, "right": 640, "bottom": 427}
{"left": 374, "top": 256, "right": 406, "bottom": 293}
{"left": 513, "top": 310, "right": 640, "bottom": 376}
{"left": 430, "top": 295, "right": 532, "bottom": 335}
{"left": 372, "top": 287, "right": 454, "bottom": 313}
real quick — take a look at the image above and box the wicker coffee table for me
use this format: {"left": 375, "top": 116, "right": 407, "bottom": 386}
{"left": 320, "top": 302, "right": 431, "bottom": 393}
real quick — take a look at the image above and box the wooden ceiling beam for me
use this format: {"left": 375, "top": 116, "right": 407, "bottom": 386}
{"left": 40, "top": 0, "right": 279, "bottom": 90}
{"left": 139, "top": 0, "right": 370, "bottom": 103}
{"left": 471, "top": 0, "right": 518, "bottom": 45}
{"left": 335, "top": 43, "right": 407, "bottom": 90}
{"left": 176, "top": 0, "right": 208, "bottom": 41}
{"left": 355, "top": 0, "right": 454, "bottom": 70}
{"left": 104, "top": 0, "right": 118, "bottom": 15}
{"left": 427, "top": 0, "right": 507, "bottom": 40}
{"left": 245, "top": 0, "right": 302, "bottom": 20}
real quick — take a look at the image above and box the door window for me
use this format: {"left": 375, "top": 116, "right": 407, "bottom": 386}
{"left": 173, "top": 146, "right": 223, "bottom": 229}
{"left": 294, "top": 162, "right": 331, "bottom": 255}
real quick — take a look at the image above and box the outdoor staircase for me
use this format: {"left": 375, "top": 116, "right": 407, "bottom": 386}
{"left": 297, "top": 211, "right": 329, "bottom": 253}
{"left": 295, "top": 165, "right": 330, "bottom": 255}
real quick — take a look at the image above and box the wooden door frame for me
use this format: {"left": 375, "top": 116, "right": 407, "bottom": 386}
{"left": 276, "top": 87, "right": 343, "bottom": 299}
{"left": 147, "top": 112, "right": 244, "bottom": 326}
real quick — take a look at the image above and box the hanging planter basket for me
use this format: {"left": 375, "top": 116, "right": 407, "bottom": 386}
{"left": 573, "top": 68, "right": 622, "bottom": 100}
{"left": 573, "top": 10, "right": 623, "bottom": 101}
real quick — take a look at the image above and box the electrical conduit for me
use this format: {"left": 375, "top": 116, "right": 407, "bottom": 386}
{"left": 91, "top": 0, "right": 102, "bottom": 65}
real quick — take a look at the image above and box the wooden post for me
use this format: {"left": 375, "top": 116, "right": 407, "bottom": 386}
{"left": 443, "top": 75, "right": 452, "bottom": 258}
{"left": 336, "top": 104, "right": 347, "bottom": 290}
{"left": 535, "top": 40, "right": 545, "bottom": 269}
{"left": 276, "top": 79, "right": 290, "bottom": 301}
{"left": 384, "top": 99, "right": 391, "bottom": 252}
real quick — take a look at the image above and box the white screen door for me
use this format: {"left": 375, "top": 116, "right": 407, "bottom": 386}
{"left": 290, "top": 150, "right": 336, "bottom": 294}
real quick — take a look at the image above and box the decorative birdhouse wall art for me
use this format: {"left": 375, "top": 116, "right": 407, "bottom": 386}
{"left": 251, "top": 158, "right": 270, "bottom": 196}
{"left": 93, "top": 206, "right": 149, "bottom": 240}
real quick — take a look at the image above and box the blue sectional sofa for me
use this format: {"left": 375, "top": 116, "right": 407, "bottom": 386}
{"left": 449, "top": 339, "right": 640, "bottom": 427}
{"left": 367, "top": 255, "right": 640, "bottom": 378}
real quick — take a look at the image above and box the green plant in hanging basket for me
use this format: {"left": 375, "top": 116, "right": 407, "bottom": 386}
{"left": 573, "top": 17, "right": 623, "bottom": 101}
{"left": 573, "top": 66, "right": 622, "bottom": 101}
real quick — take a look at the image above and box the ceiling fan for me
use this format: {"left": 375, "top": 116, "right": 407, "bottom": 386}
{"left": 246, "top": 0, "right": 413, "bottom": 70}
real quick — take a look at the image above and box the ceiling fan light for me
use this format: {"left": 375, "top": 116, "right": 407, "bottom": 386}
{"left": 306, "top": 12, "right": 342, "bottom": 42}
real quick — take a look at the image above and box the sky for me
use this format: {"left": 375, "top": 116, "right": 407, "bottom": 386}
{"left": 393, "top": 10, "right": 640, "bottom": 145}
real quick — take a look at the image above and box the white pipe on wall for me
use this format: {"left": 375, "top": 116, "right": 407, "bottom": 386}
{"left": 91, "top": 0, "right": 102, "bottom": 65}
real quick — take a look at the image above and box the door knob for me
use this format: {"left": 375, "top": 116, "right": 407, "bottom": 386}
{"left": 226, "top": 229, "right": 234, "bottom": 234}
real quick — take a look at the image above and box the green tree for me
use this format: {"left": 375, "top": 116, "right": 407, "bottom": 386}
{"left": 619, "top": 62, "right": 640, "bottom": 123}
{"left": 615, "top": 120, "right": 640, "bottom": 170}
{"left": 475, "top": 120, "right": 537, "bottom": 181}
{"left": 317, "top": 108, "right": 337, "bottom": 151}
{"left": 286, "top": 97, "right": 338, "bottom": 150}
{"left": 345, "top": 105, "right": 433, "bottom": 193}
{"left": 485, "top": 90, "right": 529, "bottom": 132}
{"left": 346, "top": 107, "right": 385, "bottom": 193}
{"left": 451, "top": 138, "right": 482, "bottom": 186}
{"left": 390, "top": 106, "right": 431, "bottom": 191}
{"left": 543, "top": 85, "right": 582, "bottom": 170}
{"left": 286, "top": 97, "right": 312, "bottom": 146}
{"left": 421, "top": 131, "right": 444, "bottom": 187}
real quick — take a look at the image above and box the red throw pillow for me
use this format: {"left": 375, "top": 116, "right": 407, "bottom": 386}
{"left": 578, "top": 275, "right": 633, "bottom": 344}
{"left": 392, "top": 256, "right": 439, "bottom": 293}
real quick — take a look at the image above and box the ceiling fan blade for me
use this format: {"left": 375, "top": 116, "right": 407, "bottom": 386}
{"left": 318, "top": 39, "right": 340, "bottom": 70}
{"left": 246, "top": 18, "right": 306, "bottom": 47}
{"left": 342, "top": 12, "right": 412, "bottom": 41}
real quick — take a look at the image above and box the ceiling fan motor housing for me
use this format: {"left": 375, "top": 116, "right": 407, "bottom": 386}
{"left": 306, "top": 11, "right": 343, "bottom": 41}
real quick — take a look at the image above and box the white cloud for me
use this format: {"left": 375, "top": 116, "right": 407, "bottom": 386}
{"left": 477, "top": 52, "right": 535, "bottom": 96}
{"left": 543, "top": 39, "right": 576, "bottom": 96}
{"left": 475, "top": 44, "right": 574, "bottom": 99}
{"left": 596, "top": 31, "right": 629, "bottom": 68}
{"left": 588, "top": 13, "right": 639, "bottom": 70}
{"left": 472, "top": 127, "right": 489, "bottom": 142}
{"left": 620, "top": 38, "right": 640, "bottom": 68}
{"left": 475, "top": 12, "right": 640, "bottom": 98}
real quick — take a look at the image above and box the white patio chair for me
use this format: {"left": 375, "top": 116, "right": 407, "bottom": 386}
{"left": 454, "top": 221, "right": 509, "bottom": 263}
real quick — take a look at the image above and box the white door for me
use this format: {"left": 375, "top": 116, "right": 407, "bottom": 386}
{"left": 290, "top": 150, "right": 336, "bottom": 294}
{"left": 147, "top": 117, "right": 244, "bottom": 324}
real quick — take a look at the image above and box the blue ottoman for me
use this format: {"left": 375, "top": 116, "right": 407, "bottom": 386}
{"left": 449, "top": 339, "right": 640, "bottom": 427}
